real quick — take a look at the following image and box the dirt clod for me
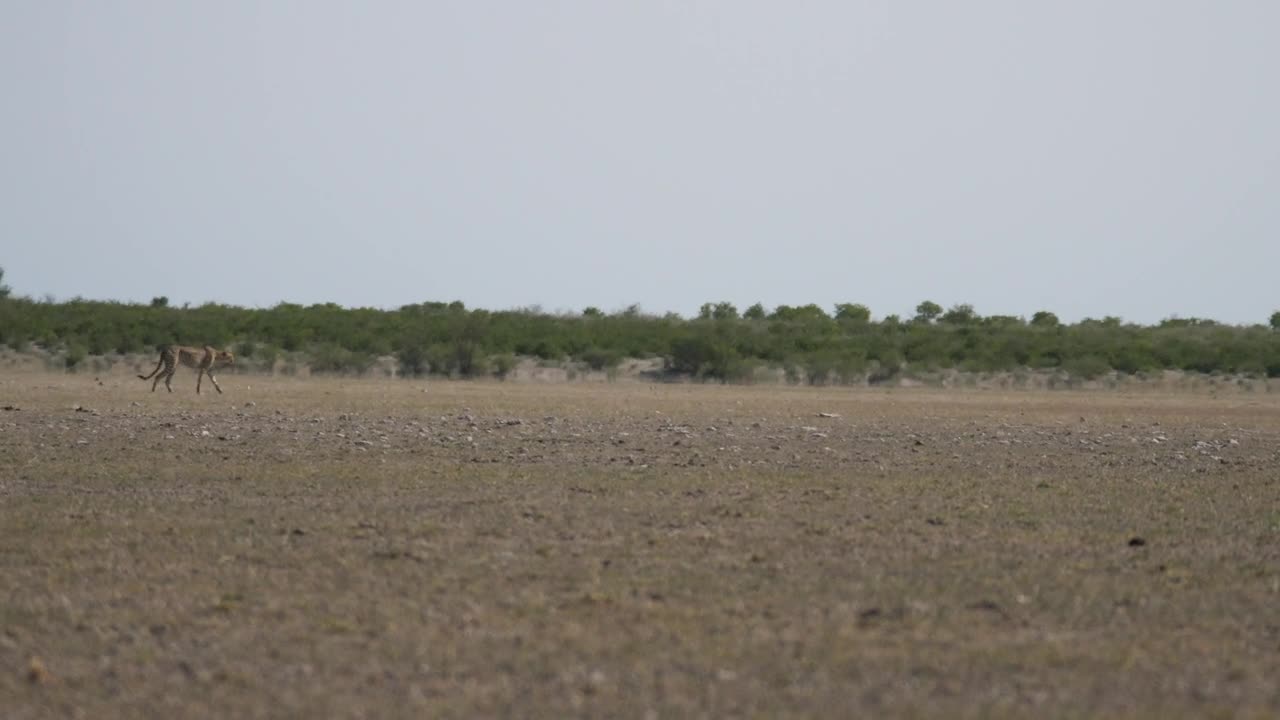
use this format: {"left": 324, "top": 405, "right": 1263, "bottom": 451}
{"left": 26, "top": 657, "right": 52, "bottom": 685}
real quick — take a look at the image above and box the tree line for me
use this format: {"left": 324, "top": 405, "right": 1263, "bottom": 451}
{"left": 1, "top": 284, "right": 1278, "bottom": 383}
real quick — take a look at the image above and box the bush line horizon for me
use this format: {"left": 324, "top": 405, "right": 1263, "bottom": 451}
{"left": 1, "top": 278, "right": 1278, "bottom": 383}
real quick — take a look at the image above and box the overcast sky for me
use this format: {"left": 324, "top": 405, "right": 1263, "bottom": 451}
{"left": 2, "top": 1, "right": 1277, "bottom": 324}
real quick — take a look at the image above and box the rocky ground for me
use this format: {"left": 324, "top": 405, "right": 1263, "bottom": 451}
{"left": 2, "top": 373, "right": 1279, "bottom": 718}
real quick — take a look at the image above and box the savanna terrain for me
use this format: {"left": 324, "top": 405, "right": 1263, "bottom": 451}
{"left": 2, "top": 369, "right": 1278, "bottom": 718}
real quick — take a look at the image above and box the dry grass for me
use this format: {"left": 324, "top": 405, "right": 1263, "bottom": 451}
{"left": 2, "top": 371, "right": 1279, "bottom": 718}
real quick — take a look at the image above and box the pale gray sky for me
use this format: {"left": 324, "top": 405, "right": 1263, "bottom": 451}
{"left": 2, "top": 1, "right": 1277, "bottom": 324}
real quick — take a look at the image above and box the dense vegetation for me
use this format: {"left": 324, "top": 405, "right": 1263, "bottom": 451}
{"left": 1, "top": 270, "right": 1278, "bottom": 382}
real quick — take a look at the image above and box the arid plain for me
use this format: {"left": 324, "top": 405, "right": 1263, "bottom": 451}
{"left": 2, "top": 370, "right": 1278, "bottom": 718}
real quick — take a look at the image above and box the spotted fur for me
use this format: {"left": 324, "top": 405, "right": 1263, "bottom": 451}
{"left": 138, "top": 345, "right": 234, "bottom": 394}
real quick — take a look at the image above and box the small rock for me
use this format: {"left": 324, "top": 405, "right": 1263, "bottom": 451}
{"left": 965, "top": 600, "right": 1006, "bottom": 615}
{"left": 1128, "top": 537, "right": 1146, "bottom": 547}
{"left": 817, "top": 412, "right": 841, "bottom": 418}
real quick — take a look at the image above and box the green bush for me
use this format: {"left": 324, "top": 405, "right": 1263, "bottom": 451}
{"left": 669, "top": 335, "right": 742, "bottom": 382}
{"left": 396, "top": 344, "right": 430, "bottom": 378}
{"left": 914, "top": 301, "right": 943, "bottom": 323}
{"left": 424, "top": 343, "right": 458, "bottom": 376}
{"left": 835, "top": 303, "right": 871, "bottom": 323}
{"left": 579, "top": 346, "right": 622, "bottom": 371}
{"left": 1031, "top": 311, "right": 1060, "bottom": 327}
{"left": 490, "top": 353, "right": 517, "bottom": 380}
{"left": 2, "top": 290, "right": 1278, "bottom": 383}
{"left": 64, "top": 341, "right": 88, "bottom": 371}
{"left": 1064, "top": 355, "right": 1110, "bottom": 380}
{"left": 309, "top": 343, "right": 374, "bottom": 375}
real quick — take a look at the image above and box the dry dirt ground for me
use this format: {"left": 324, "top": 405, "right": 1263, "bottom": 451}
{"left": 1, "top": 371, "right": 1278, "bottom": 719}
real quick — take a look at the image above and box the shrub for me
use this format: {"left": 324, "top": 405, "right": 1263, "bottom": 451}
{"left": 579, "top": 346, "right": 622, "bottom": 371}
{"left": 424, "top": 343, "right": 459, "bottom": 376}
{"left": 6, "top": 294, "right": 1279, "bottom": 385}
{"left": 669, "top": 336, "right": 742, "bottom": 382}
{"left": 941, "top": 304, "right": 977, "bottom": 325}
{"left": 64, "top": 341, "right": 88, "bottom": 371}
{"left": 914, "top": 301, "right": 943, "bottom": 323}
{"left": 699, "top": 302, "right": 739, "bottom": 320}
{"left": 396, "top": 344, "right": 429, "bottom": 378}
{"left": 835, "top": 303, "right": 871, "bottom": 323}
{"left": 531, "top": 339, "right": 564, "bottom": 360}
{"left": 1063, "top": 355, "right": 1110, "bottom": 380}
{"left": 490, "top": 353, "right": 517, "bottom": 380}
{"left": 309, "top": 343, "right": 374, "bottom": 375}
{"left": 1031, "top": 311, "right": 1060, "bottom": 327}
